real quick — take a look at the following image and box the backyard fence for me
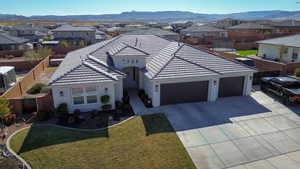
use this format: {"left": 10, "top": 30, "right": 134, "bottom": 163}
{"left": 1, "top": 56, "right": 50, "bottom": 99}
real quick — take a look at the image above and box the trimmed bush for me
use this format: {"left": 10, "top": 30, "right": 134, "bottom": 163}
{"left": 115, "top": 101, "right": 123, "bottom": 110}
{"left": 295, "top": 68, "right": 300, "bottom": 77}
{"left": 56, "top": 103, "right": 69, "bottom": 117}
{"left": 101, "top": 95, "right": 110, "bottom": 104}
{"left": 27, "top": 83, "right": 46, "bottom": 95}
{"left": 102, "top": 104, "right": 112, "bottom": 111}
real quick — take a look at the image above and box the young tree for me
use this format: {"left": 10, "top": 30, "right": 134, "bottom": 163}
{"left": 79, "top": 40, "right": 85, "bottom": 47}
{"left": 59, "top": 41, "right": 69, "bottom": 47}
{"left": 24, "top": 47, "right": 53, "bottom": 62}
{"left": 0, "top": 98, "right": 11, "bottom": 129}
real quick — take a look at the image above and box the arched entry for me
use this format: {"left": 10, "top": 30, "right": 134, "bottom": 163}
{"left": 122, "top": 67, "right": 139, "bottom": 89}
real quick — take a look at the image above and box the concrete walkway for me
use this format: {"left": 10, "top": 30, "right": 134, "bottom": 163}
{"left": 128, "top": 90, "right": 148, "bottom": 115}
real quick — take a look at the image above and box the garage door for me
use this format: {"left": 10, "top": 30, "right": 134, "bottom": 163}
{"left": 219, "top": 76, "right": 245, "bottom": 97}
{"left": 160, "top": 81, "right": 209, "bottom": 105}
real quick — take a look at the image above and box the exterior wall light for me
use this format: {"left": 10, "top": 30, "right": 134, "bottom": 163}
{"left": 213, "top": 80, "right": 217, "bottom": 86}
{"left": 59, "top": 91, "right": 64, "bottom": 97}
{"left": 155, "top": 85, "right": 159, "bottom": 92}
{"left": 105, "top": 88, "right": 108, "bottom": 94}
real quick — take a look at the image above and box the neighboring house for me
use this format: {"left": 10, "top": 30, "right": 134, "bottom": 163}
{"left": 0, "top": 66, "right": 16, "bottom": 94}
{"left": 0, "top": 33, "right": 31, "bottom": 51}
{"left": 124, "top": 28, "right": 179, "bottom": 41}
{"left": 52, "top": 25, "right": 96, "bottom": 45}
{"left": 212, "top": 18, "right": 244, "bottom": 29}
{"left": 257, "top": 34, "right": 300, "bottom": 62}
{"left": 48, "top": 35, "right": 255, "bottom": 112}
{"left": 271, "top": 20, "right": 300, "bottom": 34}
{"left": 180, "top": 25, "right": 228, "bottom": 38}
{"left": 227, "top": 23, "right": 275, "bottom": 34}
{"left": 95, "top": 30, "right": 107, "bottom": 42}
{"left": 7, "top": 23, "right": 48, "bottom": 42}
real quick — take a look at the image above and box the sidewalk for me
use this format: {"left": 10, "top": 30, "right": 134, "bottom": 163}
{"left": 128, "top": 90, "right": 148, "bottom": 115}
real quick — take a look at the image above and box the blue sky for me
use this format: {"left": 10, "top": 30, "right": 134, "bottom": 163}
{"left": 1, "top": 0, "right": 299, "bottom": 16}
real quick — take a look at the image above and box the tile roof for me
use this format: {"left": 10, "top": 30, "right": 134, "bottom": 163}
{"left": 49, "top": 34, "right": 254, "bottom": 86}
{"left": 181, "top": 25, "right": 226, "bottom": 33}
{"left": 52, "top": 24, "right": 95, "bottom": 32}
{"left": 108, "top": 43, "right": 149, "bottom": 56}
{"left": 0, "top": 33, "right": 29, "bottom": 45}
{"left": 228, "top": 23, "right": 274, "bottom": 30}
{"left": 257, "top": 34, "right": 300, "bottom": 47}
{"left": 272, "top": 20, "right": 300, "bottom": 27}
{"left": 146, "top": 43, "right": 254, "bottom": 80}
{"left": 124, "top": 28, "right": 178, "bottom": 36}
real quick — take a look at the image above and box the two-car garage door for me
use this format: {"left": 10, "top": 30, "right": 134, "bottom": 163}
{"left": 160, "top": 81, "right": 209, "bottom": 105}
{"left": 160, "top": 76, "right": 245, "bottom": 105}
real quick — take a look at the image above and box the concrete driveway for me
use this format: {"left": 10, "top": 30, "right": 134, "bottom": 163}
{"left": 156, "top": 91, "right": 300, "bottom": 169}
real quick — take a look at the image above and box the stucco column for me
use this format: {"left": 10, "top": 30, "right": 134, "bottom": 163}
{"left": 208, "top": 78, "right": 219, "bottom": 102}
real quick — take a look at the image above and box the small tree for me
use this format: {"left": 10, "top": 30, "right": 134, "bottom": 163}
{"left": 295, "top": 68, "right": 300, "bottom": 77}
{"left": 24, "top": 47, "right": 52, "bottom": 62}
{"left": 79, "top": 40, "right": 85, "bottom": 47}
{"left": 43, "top": 37, "right": 51, "bottom": 41}
{"left": 59, "top": 41, "right": 69, "bottom": 47}
{"left": 0, "top": 98, "right": 11, "bottom": 129}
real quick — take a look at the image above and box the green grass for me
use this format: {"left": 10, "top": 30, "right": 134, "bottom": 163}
{"left": 236, "top": 50, "right": 258, "bottom": 56}
{"left": 10, "top": 114, "right": 196, "bottom": 169}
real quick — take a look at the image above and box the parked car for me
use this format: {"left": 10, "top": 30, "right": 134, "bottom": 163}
{"left": 261, "top": 77, "right": 300, "bottom": 104}
{"left": 234, "top": 57, "right": 255, "bottom": 67}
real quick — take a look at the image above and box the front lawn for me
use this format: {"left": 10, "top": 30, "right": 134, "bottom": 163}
{"left": 236, "top": 50, "right": 257, "bottom": 56}
{"left": 10, "top": 114, "right": 195, "bottom": 169}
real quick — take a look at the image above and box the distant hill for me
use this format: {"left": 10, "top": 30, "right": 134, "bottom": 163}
{"left": 1, "top": 10, "right": 300, "bottom": 22}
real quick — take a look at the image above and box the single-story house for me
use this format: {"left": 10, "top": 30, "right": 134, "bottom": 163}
{"left": 49, "top": 35, "right": 255, "bottom": 112}
{"left": 227, "top": 23, "right": 275, "bottom": 34}
{"left": 257, "top": 34, "right": 300, "bottom": 62}
{"left": 0, "top": 33, "right": 31, "bottom": 51}
{"left": 271, "top": 20, "right": 300, "bottom": 34}
{"left": 124, "top": 28, "right": 179, "bottom": 41}
{"left": 180, "top": 25, "right": 228, "bottom": 38}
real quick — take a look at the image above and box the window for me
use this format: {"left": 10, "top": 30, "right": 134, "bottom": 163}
{"left": 73, "top": 96, "right": 84, "bottom": 105}
{"left": 293, "top": 48, "right": 299, "bottom": 60}
{"left": 87, "top": 95, "right": 97, "bottom": 104}
{"left": 72, "top": 88, "right": 83, "bottom": 95}
{"left": 86, "top": 86, "right": 97, "bottom": 94}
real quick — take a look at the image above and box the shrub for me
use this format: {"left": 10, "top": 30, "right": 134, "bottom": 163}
{"left": 27, "top": 83, "right": 46, "bottom": 94}
{"left": 295, "top": 68, "right": 300, "bottom": 77}
{"left": 102, "top": 104, "right": 112, "bottom": 111}
{"left": 56, "top": 103, "right": 69, "bottom": 117}
{"left": 40, "top": 87, "right": 51, "bottom": 94}
{"left": 74, "top": 109, "right": 81, "bottom": 118}
{"left": 101, "top": 95, "right": 110, "bottom": 104}
{"left": 0, "top": 98, "right": 11, "bottom": 121}
{"left": 67, "top": 115, "right": 76, "bottom": 124}
{"left": 122, "top": 96, "right": 130, "bottom": 104}
{"left": 3, "top": 114, "right": 16, "bottom": 126}
{"left": 36, "top": 111, "right": 51, "bottom": 121}
{"left": 115, "top": 101, "right": 123, "bottom": 109}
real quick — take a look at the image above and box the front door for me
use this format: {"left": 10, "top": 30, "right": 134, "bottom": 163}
{"left": 123, "top": 67, "right": 139, "bottom": 89}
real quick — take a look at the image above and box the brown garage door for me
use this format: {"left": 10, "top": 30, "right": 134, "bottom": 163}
{"left": 219, "top": 76, "right": 245, "bottom": 97}
{"left": 160, "top": 81, "right": 209, "bottom": 105}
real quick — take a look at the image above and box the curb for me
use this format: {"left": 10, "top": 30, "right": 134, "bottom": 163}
{"left": 5, "top": 116, "right": 136, "bottom": 169}
{"left": 6, "top": 126, "right": 32, "bottom": 169}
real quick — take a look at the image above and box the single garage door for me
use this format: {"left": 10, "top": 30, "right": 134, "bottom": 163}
{"left": 219, "top": 76, "right": 245, "bottom": 97}
{"left": 160, "top": 81, "right": 209, "bottom": 105}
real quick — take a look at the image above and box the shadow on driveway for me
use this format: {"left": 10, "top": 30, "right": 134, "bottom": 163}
{"left": 162, "top": 96, "right": 272, "bottom": 132}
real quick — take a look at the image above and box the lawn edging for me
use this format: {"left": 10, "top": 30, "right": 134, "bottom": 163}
{"left": 6, "top": 126, "right": 32, "bottom": 169}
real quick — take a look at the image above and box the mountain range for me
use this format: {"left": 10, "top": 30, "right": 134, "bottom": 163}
{"left": 1, "top": 10, "right": 300, "bottom": 22}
